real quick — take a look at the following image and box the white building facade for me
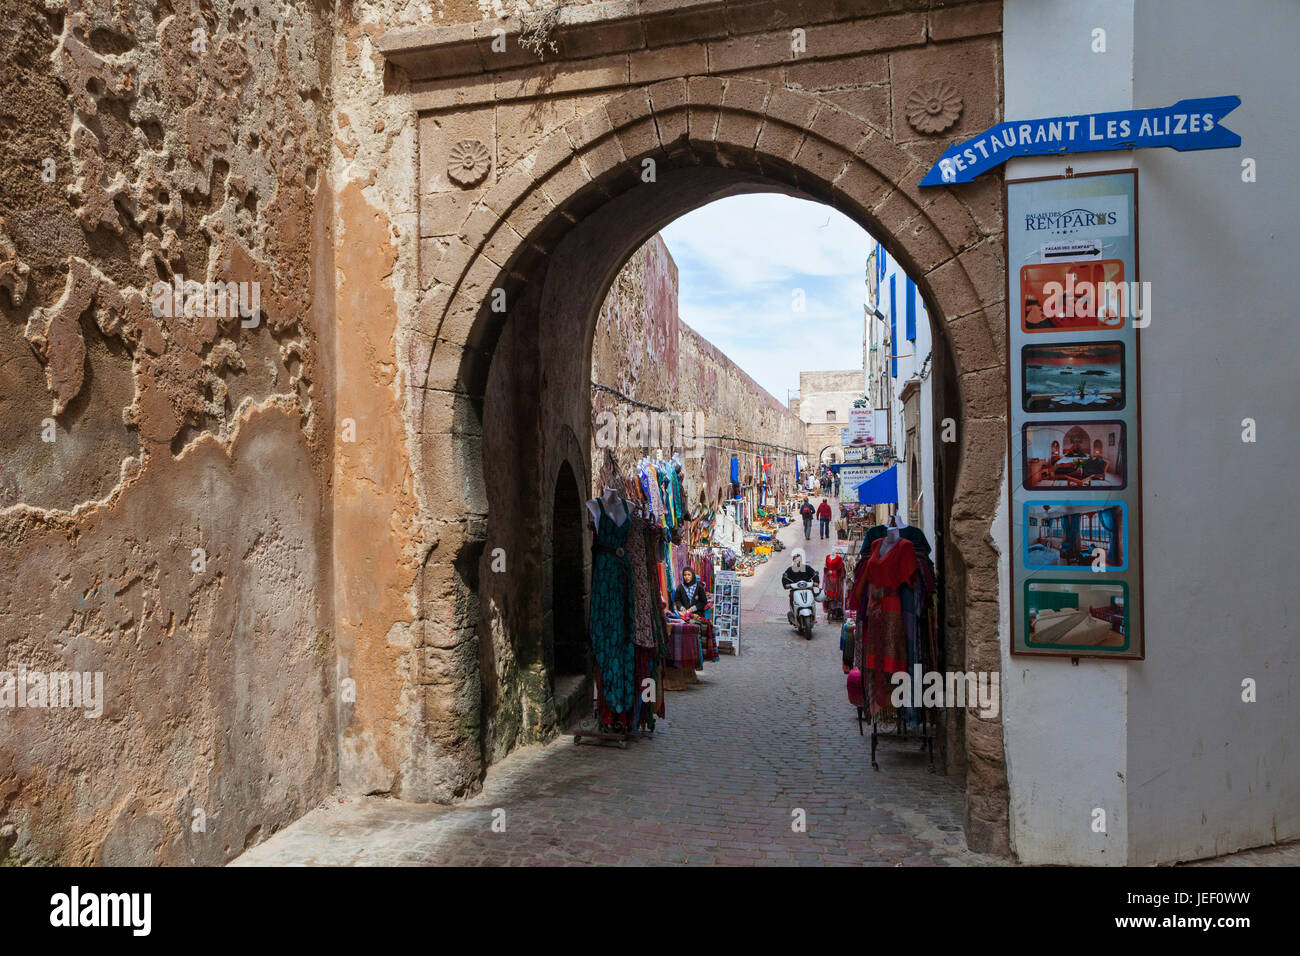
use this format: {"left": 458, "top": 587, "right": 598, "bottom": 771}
{"left": 994, "top": 0, "right": 1299, "bottom": 865}
{"left": 864, "top": 243, "right": 936, "bottom": 538}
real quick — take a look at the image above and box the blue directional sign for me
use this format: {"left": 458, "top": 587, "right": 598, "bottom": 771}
{"left": 920, "top": 96, "right": 1241, "bottom": 186}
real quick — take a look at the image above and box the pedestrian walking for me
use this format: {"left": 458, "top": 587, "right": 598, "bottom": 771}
{"left": 799, "top": 499, "right": 815, "bottom": 539}
{"left": 817, "top": 498, "right": 833, "bottom": 539}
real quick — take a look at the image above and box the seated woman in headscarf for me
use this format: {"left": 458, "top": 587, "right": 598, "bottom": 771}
{"left": 672, "top": 566, "right": 709, "bottom": 619}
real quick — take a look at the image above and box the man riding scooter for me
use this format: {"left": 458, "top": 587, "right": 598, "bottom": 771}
{"left": 782, "top": 548, "right": 822, "bottom": 637}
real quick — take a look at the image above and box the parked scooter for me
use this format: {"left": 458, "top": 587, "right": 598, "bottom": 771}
{"left": 787, "top": 579, "right": 823, "bottom": 639}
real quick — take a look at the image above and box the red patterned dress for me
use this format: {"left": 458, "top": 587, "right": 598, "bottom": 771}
{"left": 851, "top": 538, "right": 918, "bottom": 718}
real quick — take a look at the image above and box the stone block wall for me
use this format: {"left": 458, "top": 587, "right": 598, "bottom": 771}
{"left": 797, "top": 368, "right": 865, "bottom": 462}
{"left": 590, "top": 233, "right": 805, "bottom": 507}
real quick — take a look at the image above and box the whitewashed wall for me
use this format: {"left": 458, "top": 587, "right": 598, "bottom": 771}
{"left": 1125, "top": 0, "right": 1300, "bottom": 864}
{"left": 1001, "top": 0, "right": 1136, "bottom": 866}
{"left": 1001, "top": 0, "right": 1299, "bottom": 864}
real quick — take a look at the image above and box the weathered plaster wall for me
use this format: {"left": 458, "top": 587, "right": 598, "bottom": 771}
{"left": 591, "top": 235, "right": 680, "bottom": 419}
{"left": 676, "top": 322, "right": 805, "bottom": 504}
{"left": 0, "top": 0, "right": 336, "bottom": 865}
{"left": 590, "top": 233, "right": 804, "bottom": 507}
{"left": 327, "top": 1, "right": 430, "bottom": 802}
{"left": 324, "top": 0, "right": 499, "bottom": 806}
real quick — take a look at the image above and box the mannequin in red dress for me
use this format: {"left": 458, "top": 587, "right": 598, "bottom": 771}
{"left": 853, "top": 521, "right": 919, "bottom": 717}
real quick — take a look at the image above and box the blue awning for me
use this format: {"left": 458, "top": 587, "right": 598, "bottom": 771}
{"left": 855, "top": 465, "right": 899, "bottom": 505}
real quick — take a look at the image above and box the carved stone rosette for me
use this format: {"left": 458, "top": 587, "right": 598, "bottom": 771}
{"left": 448, "top": 139, "right": 491, "bottom": 187}
{"left": 905, "top": 81, "right": 964, "bottom": 135}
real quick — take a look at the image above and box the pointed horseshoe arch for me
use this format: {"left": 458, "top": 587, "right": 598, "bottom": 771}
{"left": 407, "top": 77, "right": 1010, "bottom": 854}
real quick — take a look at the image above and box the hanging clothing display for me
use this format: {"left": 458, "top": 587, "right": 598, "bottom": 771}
{"left": 629, "top": 512, "right": 669, "bottom": 730}
{"left": 578, "top": 450, "right": 766, "bottom": 739}
{"left": 852, "top": 536, "right": 918, "bottom": 719}
{"left": 586, "top": 460, "right": 693, "bottom": 733}
{"left": 588, "top": 497, "right": 636, "bottom": 724}
{"left": 626, "top": 516, "right": 658, "bottom": 651}
{"left": 823, "top": 552, "right": 845, "bottom": 621}
{"left": 844, "top": 521, "right": 943, "bottom": 724}
{"left": 859, "top": 523, "right": 888, "bottom": 554}
{"left": 900, "top": 524, "right": 941, "bottom": 690}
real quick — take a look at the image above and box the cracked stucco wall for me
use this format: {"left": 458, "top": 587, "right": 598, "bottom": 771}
{"left": 0, "top": 0, "right": 599, "bottom": 864}
{"left": 328, "top": 0, "right": 461, "bottom": 803}
{"left": 0, "top": 0, "right": 337, "bottom": 865}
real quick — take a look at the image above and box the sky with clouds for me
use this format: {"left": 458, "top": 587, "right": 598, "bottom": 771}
{"left": 658, "top": 193, "right": 875, "bottom": 405}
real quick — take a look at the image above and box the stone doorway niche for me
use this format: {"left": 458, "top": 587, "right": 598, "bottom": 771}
{"left": 547, "top": 458, "right": 590, "bottom": 691}
{"left": 384, "top": 1, "right": 1010, "bottom": 855}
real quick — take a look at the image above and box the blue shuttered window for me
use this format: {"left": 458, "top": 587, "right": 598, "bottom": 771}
{"left": 889, "top": 274, "right": 897, "bottom": 379}
{"left": 905, "top": 276, "right": 917, "bottom": 342}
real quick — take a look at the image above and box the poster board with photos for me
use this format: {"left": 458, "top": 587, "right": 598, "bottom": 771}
{"left": 712, "top": 570, "right": 742, "bottom": 655}
{"left": 1006, "top": 169, "right": 1144, "bottom": 659}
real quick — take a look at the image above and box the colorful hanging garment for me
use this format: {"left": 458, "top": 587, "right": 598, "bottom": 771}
{"left": 665, "top": 621, "right": 703, "bottom": 668}
{"left": 625, "top": 516, "right": 658, "bottom": 651}
{"left": 588, "top": 499, "right": 636, "bottom": 717}
{"left": 632, "top": 520, "right": 668, "bottom": 730}
{"left": 855, "top": 537, "right": 918, "bottom": 718}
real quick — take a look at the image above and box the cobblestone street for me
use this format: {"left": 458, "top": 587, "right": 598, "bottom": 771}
{"left": 234, "top": 509, "right": 1300, "bottom": 868}
{"left": 235, "top": 511, "right": 990, "bottom": 866}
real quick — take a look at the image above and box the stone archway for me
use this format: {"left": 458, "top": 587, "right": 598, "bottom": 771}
{"left": 384, "top": 5, "right": 1010, "bottom": 854}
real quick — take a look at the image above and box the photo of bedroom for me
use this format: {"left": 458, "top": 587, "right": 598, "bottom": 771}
{"left": 1020, "top": 259, "right": 1127, "bottom": 332}
{"left": 1026, "top": 581, "right": 1128, "bottom": 649}
{"left": 1022, "top": 421, "right": 1127, "bottom": 490}
{"left": 1022, "top": 341, "right": 1125, "bottom": 412}
{"left": 1024, "top": 501, "right": 1126, "bottom": 570}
